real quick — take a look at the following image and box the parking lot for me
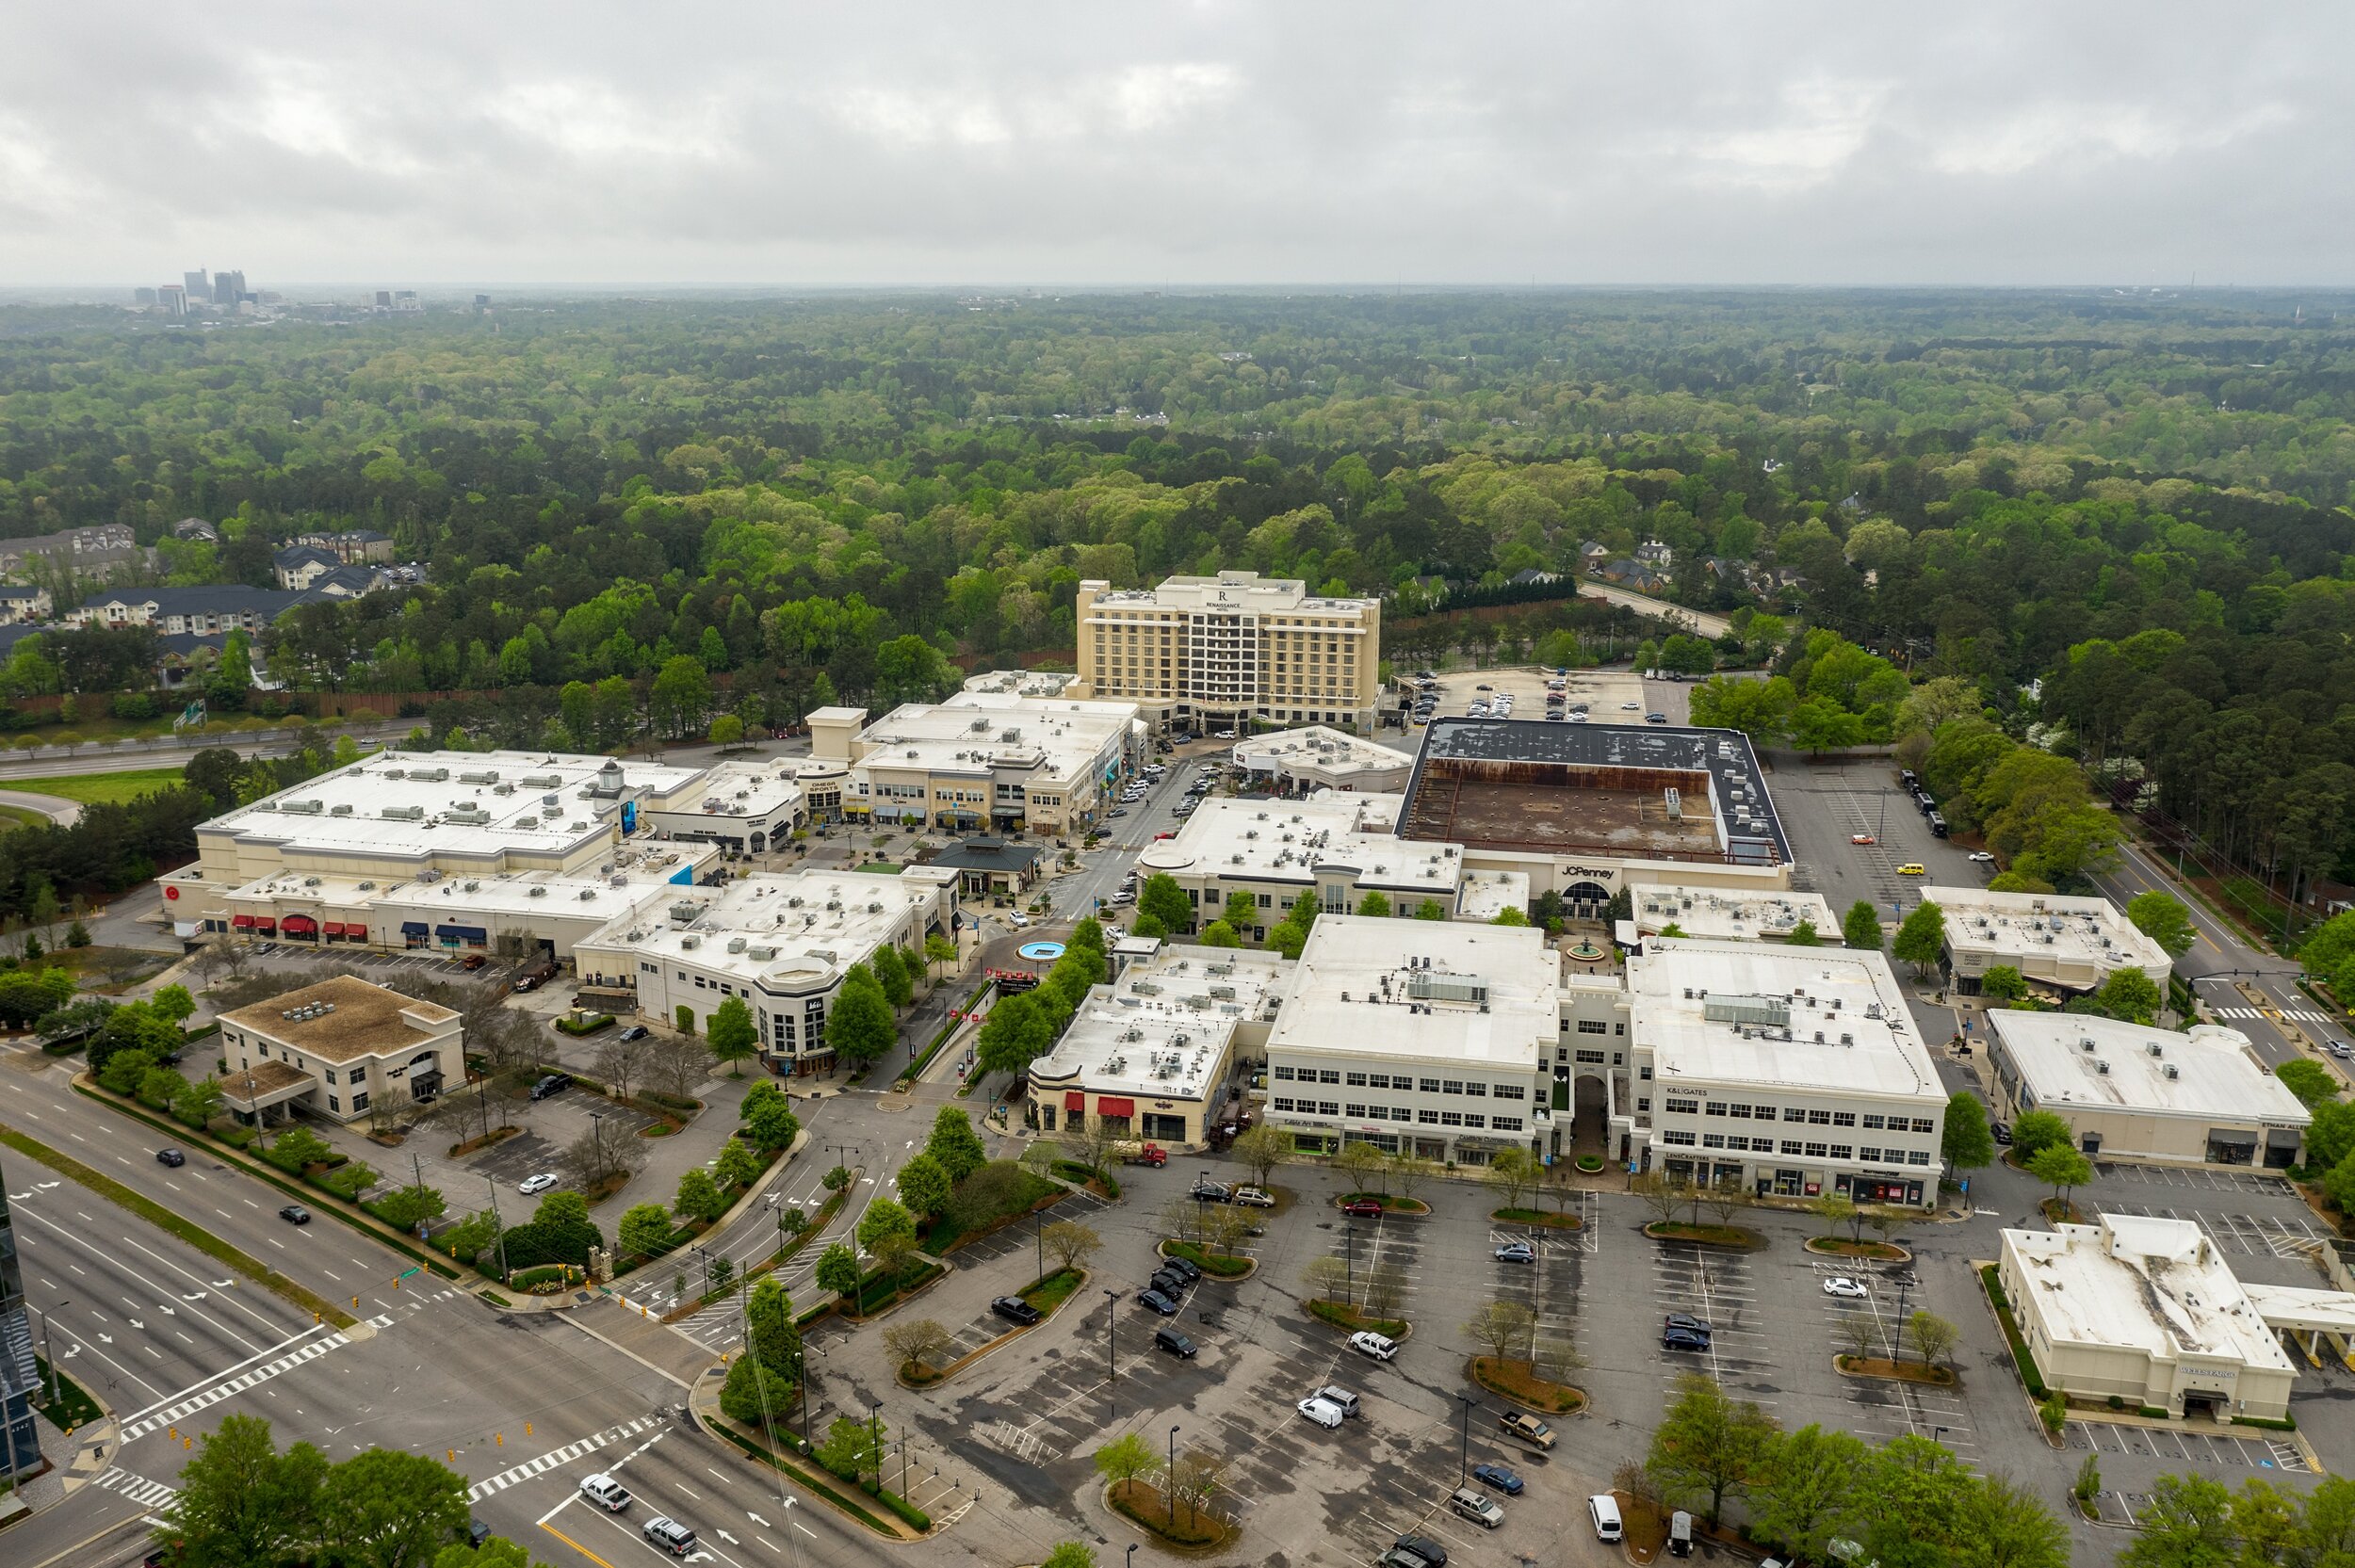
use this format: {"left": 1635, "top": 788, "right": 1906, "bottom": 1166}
{"left": 1764, "top": 760, "right": 1992, "bottom": 922}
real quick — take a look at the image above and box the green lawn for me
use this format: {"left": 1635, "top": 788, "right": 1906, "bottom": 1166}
{"left": 10, "top": 768, "right": 190, "bottom": 806}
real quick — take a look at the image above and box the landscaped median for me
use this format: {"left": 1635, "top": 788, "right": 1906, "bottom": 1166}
{"left": 1304, "top": 1299, "right": 1409, "bottom": 1340}
{"left": 0, "top": 1120, "right": 356, "bottom": 1331}
{"left": 1805, "top": 1235, "right": 1910, "bottom": 1262}
{"left": 1469, "top": 1355, "right": 1586, "bottom": 1414}
{"left": 893, "top": 1268, "right": 1090, "bottom": 1390}
{"left": 1491, "top": 1205, "right": 1583, "bottom": 1230}
{"left": 1161, "top": 1238, "right": 1254, "bottom": 1280}
{"left": 1641, "top": 1220, "right": 1767, "bottom": 1250}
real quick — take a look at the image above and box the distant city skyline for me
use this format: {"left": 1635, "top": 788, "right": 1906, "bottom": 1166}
{"left": 0, "top": 4, "right": 2350, "bottom": 288}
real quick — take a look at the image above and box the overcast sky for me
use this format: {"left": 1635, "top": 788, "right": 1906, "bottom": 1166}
{"left": 3, "top": 2, "right": 2347, "bottom": 290}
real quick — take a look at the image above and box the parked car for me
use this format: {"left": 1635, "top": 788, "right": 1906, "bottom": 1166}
{"left": 1823, "top": 1276, "right": 1870, "bottom": 1299}
{"left": 618, "top": 1025, "right": 650, "bottom": 1042}
{"left": 1498, "top": 1411, "right": 1556, "bottom": 1450}
{"left": 1148, "top": 1269, "right": 1190, "bottom": 1299}
{"left": 1231, "top": 1186, "right": 1275, "bottom": 1207}
{"left": 990, "top": 1296, "right": 1043, "bottom": 1326}
{"left": 1154, "top": 1328, "right": 1196, "bottom": 1359}
{"left": 1190, "top": 1181, "right": 1232, "bottom": 1203}
{"left": 279, "top": 1204, "right": 311, "bottom": 1225}
{"left": 518, "top": 1172, "right": 558, "bottom": 1196}
{"left": 1340, "top": 1198, "right": 1385, "bottom": 1218}
{"left": 1968, "top": 850, "right": 1996, "bottom": 864}
{"left": 1664, "top": 1313, "right": 1713, "bottom": 1337}
{"left": 642, "top": 1517, "right": 697, "bottom": 1557}
{"left": 1850, "top": 832, "right": 1876, "bottom": 846}
{"left": 1646, "top": 712, "right": 1668, "bottom": 724}
{"left": 1896, "top": 863, "right": 1926, "bottom": 876}
{"left": 528, "top": 1073, "right": 572, "bottom": 1101}
{"left": 1349, "top": 1331, "right": 1400, "bottom": 1362}
{"left": 580, "top": 1474, "right": 632, "bottom": 1511}
{"left": 1991, "top": 1121, "right": 2013, "bottom": 1145}
{"left": 156, "top": 1148, "right": 186, "bottom": 1168}
{"left": 1313, "top": 1384, "right": 1361, "bottom": 1417}
{"left": 1157, "top": 1254, "right": 1202, "bottom": 1285}
{"left": 1449, "top": 1489, "right": 1505, "bottom": 1529}
{"left": 1494, "top": 1240, "right": 1535, "bottom": 1264}
{"left": 1137, "top": 1288, "right": 1181, "bottom": 1316}
{"left": 461, "top": 953, "right": 488, "bottom": 971}
{"left": 1393, "top": 1533, "right": 1450, "bottom": 1568}
{"left": 1589, "top": 1494, "right": 1624, "bottom": 1542}
{"left": 1470, "top": 1462, "right": 1524, "bottom": 1495}
{"left": 1296, "top": 1396, "right": 1345, "bottom": 1430}
{"left": 1662, "top": 1327, "right": 1711, "bottom": 1352}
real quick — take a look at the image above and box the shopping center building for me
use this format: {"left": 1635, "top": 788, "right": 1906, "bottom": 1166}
{"left": 809, "top": 690, "right": 1143, "bottom": 835}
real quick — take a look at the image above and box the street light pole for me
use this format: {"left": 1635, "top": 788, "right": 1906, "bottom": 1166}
{"left": 1170, "top": 1424, "right": 1179, "bottom": 1527}
{"left": 1456, "top": 1393, "right": 1474, "bottom": 1483}
{"left": 483, "top": 1176, "right": 510, "bottom": 1281}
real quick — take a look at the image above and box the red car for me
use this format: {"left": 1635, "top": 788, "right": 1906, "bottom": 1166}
{"left": 1849, "top": 833, "right": 1876, "bottom": 846}
{"left": 1340, "top": 1198, "right": 1385, "bottom": 1218}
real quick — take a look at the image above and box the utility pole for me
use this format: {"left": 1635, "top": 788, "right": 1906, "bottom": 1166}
{"left": 1103, "top": 1287, "right": 1120, "bottom": 1420}
{"left": 1456, "top": 1392, "right": 1474, "bottom": 1482}
{"left": 484, "top": 1176, "right": 509, "bottom": 1281}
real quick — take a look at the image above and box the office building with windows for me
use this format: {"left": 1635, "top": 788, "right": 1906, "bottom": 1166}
{"left": 1617, "top": 937, "right": 1948, "bottom": 1206}
{"left": 1133, "top": 792, "right": 1481, "bottom": 939}
{"left": 1072, "top": 572, "right": 1381, "bottom": 735}
{"left": 0, "top": 1151, "right": 37, "bottom": 1476}
{"left": 218, "top": 976, "right": 463, "bottom": 1126}
{"left": 572, "top": 865, "right": 958, "bottom": 1074}
{"left": 810, "top": 691, "right": 1142, "bottom": 835}
{"left": 1261, "top": 916, "right": 1557, "bottom": 1166}
{"left": 1925, "top": 886, "right": 2173, "bottom": 997}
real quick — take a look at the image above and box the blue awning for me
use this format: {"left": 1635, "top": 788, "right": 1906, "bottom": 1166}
{"left": 400, "top": 921, "right": 430, "bottom": 936}
{"left": 436, "top": 924, "right": 487, "bottom": 941}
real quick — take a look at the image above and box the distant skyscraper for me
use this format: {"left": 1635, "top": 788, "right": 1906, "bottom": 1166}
{"left": 214, "top": 269, "right": 246, "bottom": 305}
{"left": 159, "top": 284, "right": 187, "bottom": 317}
{"left": 183, "top": 269, "right": 208, "bottom": 299}
{"left": 134, "top": 286, "right": 157, "bottom": 305}
{"left": 374, "top": 289, "right": 393, "bottom": 310}
{"left": 0, "top": 1151, "right": 40, "bottom": 1476}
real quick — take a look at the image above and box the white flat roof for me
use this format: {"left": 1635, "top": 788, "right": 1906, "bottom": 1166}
{"left": 1630, "top": 882, "right": 1838, "bottom": 943}
{"left": 2006, "top": 1216, "right": 2292, "bottom": 1370}
{"left": 368, "top": 859, "right": 694, "bottom": 924}
{"left": 1454, "top": 870, "right": 1529, "bottom": 923}
{"left": 1033, "top": 947, "right": 1291, "bottom": 1103}
{"left": 856, "top": 693, "right": 1136, "bottom": 784}
{"left": 642, "top": 758, "right": 804, "bottom": 821}
{"left": 1630, "top": 937, "right": 1944, "bottom": 1106}
{"left": 1268, "top": 914, "right": 1556, "bottom": 1070}
{"left": 1085, "top": 571, "right": 1375, "bottom": 618}
{"left": 1989, "top": 1013, "right": 2310, "bottom": 1126}
{"left": 200, "top": 751, "right": 706, "bottom": 865}
{"left": 1140, "top": 794, "right": 1463, "bottom": 896}
{"left": 1234, "top": 727, "right": 1413, "bottom": 780}
{"left": 577, "top": 866, "right": 950, "bottom": 994}
{"left": 1927, "top": 886, "right": 2172, "bottom": 978}
{"left": 962, "top": 668, "right": 1082, "bottom": 699}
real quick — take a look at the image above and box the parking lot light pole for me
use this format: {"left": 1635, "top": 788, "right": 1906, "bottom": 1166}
{"left": 1456, "top": 1392, "right": 1474, "bottom": 1483}
{"left": 1103, "top": 1287, "right": 1120, "bottom": 1420}
{"left": 1344, "top": 1219, "right": 1355, "bottom": 1307}
{"left": 1170, "top": 1424, "right": 1180, "bottom": 1526}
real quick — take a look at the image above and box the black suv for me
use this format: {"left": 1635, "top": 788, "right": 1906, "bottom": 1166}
{"left": 528, "top": 1073, "right": 572, "bottom": 1101}
{"left": 155, "top": 1148, "right": 186, "bottom": 1168}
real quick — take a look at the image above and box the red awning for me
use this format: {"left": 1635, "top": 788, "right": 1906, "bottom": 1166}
{"left": 281, "top": 915, "right": 317, "bottom": 934}
{"left": 231, "top": 914, "right": 255, "bottom": 929}
{"left": 1064, "top": 1091, "right": 1085, "bottom": 1112}
{"left": 321, "top": 922, "right": 346, "bottom": 936}
{"left": 253, "top": 918, "right": 277, "bottom": 932}
{"left": 1097, "top": 1097, "right": 1135, "bottom": 1117}
{"left": 344, "top": 925, "right": 365, "bottom": 941}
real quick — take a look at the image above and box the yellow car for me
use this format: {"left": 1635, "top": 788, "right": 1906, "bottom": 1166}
{"left": 1897, "top": 863, "right": 1926, "bottom": 876}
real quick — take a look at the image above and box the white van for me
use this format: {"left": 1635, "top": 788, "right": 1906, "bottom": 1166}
{"left": 1588, "top": 1494, "right": 1624, "bottom": 1543}
{"left": 1295, "top": 1396, "right": 1346, "bottom": 1430}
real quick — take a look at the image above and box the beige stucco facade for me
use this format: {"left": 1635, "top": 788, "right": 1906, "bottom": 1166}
{"left": 1072, "top": 572, "right": 1381, "bottom": 734}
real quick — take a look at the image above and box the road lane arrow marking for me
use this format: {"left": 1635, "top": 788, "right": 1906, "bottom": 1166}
{"left": 747, "top": 1512, "right": 770, "bottom": 1528}
{"left": 717, "top": 1531, "right": 739, "bottom": 1545}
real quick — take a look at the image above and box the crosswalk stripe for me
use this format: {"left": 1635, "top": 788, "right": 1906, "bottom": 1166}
{"left": 463, "top": 1416, "right": 660, "bottom": 1503}
{"left": 93, "top": 1466, "right": 181, "bottom": 1510}
{"left": 121, "top": 1333, "right": 361, "bottom": 1443}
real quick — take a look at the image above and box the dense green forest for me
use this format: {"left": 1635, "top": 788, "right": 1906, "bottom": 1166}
{"left": 5, "top": 288, "right": 2355, "bottom": 896}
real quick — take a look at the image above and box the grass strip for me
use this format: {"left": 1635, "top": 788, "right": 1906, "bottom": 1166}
{"left": 1161, "top": 1238, "right": 1252, "bottom": 1277}
{"left": 0, "top": 1120, "right": 354, "bottom": 1330}
{"left": 33, "top": 1353, "right": 103, "bottom": 1431}
{"left": 1979, "top": 1264, "right": 2046, "bottom": 1397}
{"left": 73, "top": 1080, "right": 459, "bottom": 1281}
{"left": 4, "top": 768, "right": 190, "bottom": 806}
{"left": 1019, "top": 1267, "right": 1083, "bottom": 1314}
{"left": 700, "top": 1415, "right": 907, "bottom": 1537}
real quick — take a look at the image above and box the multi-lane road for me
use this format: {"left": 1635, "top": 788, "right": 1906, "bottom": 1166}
{"left": 0, "top": 1039, "right": 1062, "bottom": 1568}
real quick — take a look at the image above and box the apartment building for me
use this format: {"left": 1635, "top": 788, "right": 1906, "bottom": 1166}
{"left": 70, "top": 586, "right": 310, "bottom": 636}
{"left": 1072, "top": 571, "right": 1381, "bottom": 734}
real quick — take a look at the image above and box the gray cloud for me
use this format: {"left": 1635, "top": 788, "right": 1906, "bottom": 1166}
{"left": 1, "top": 1, "right": 2347, "bottom": 288}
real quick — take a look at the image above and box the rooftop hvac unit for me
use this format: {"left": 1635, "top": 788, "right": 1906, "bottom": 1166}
{"left": 330, "top": 803, "right": 353, "bottom": 816}
{"left": 382, "top": 804, "right": 426, "bottom": 821}
{"left": 280, "top": 799, "right": 324, "bottom": 815}
{"left": 522, "top": 773, "right": 561, "bottom": 788}
{"left": 580, "top": 888, "right": 599, "bottom": 900}
{"left": 1839, "top": 1033, "right": 1853, "bottom": 1045}
{"left": 1814, "top": 1030, "right": 1825, "bottom": 1043}
{"left": 463, "top": 880, "right": 479, "bottom": 892}
{"left": 680, "top": 935, "right": 700, "bottom": 950}
{"left": 459, "top": 769, "right": 499, "bottom": 784}
{"left": 528, "top": 885, "right": 547, "bottom": 897}
{"left": 2164, "top": 1064, "right": 2180, "bottom": 1079}
{"left": 382, "top": 768, "right": 406, "bottom": 779}
{"left": 303, "top": 876, "right": 322, "bottom": 886}
{"left": 411, "top": 767, "right": 449, "bottom": 783}
{"left": 2147, "top": 1042, "right": 2164, "bottom": 1057}
{"left": 2081, "top": 1037, "right": 2097, "bottom": 1051}
{"left": 726, "top": 937, "right": 747, "bottom": 953}
{"left": 2096, "top": 1059, "right": 2110, "bottom": 1075}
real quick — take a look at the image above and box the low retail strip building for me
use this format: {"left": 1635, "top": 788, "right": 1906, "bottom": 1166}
{"left": 1998, "top": 1214, "right": 2355, "bottom": 1422}
{"left": 1135, "top": 793, "right": 1478, "bottom": 938}
{"left": 1612, "top": 936, "right": 1948, "bottom": 1204}
{"left": 1986, "top": 1012, "right": 2308, "bottom": 1168}
{"left": 573, "top": 865, "right": 958, "bottom": 1075}
{"left": 1233, "top": 726, "right": 1416, "bottom": 796}
{"left": 1925, "top": 885, "right": 2174, "bottom": 997}
{"left": 1624, "top": 881, "right": 1841, "bottom": 945}
{"left": 633, "top": 758, "right": 812, "bottom": 856}
{"left": 1028, "top": 946, "right": 1291, "bottom": 1146}
{"left": 1262, "top": 915, "right": 1558, "bottom": 1166}
{"left": 809, "top": 688, "right": 1144, "bottom": 835}
{"left": 1071, "top": 570, "right": 1382, "bottom": 735}
{"left": 218, "top": 976, "right": 463, "bottom": 1126}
